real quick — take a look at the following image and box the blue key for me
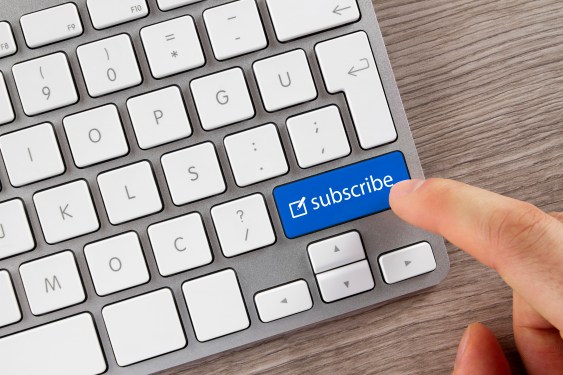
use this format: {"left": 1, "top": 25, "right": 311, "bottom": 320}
{"left": 273, "top": 152, "right": 411, "bottom": 238}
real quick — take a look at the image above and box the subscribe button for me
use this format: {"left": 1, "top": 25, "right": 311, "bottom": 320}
{"left": 273, "top": 152, "right": 411, "bottom": 238}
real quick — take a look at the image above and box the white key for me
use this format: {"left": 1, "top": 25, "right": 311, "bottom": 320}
{"left": 63, "top": 105, "right": 129, "bottom": 168}
{"left": 148, "top": 213, "right": 213, "bottom": 276}
{"left": 0, "top": 123, "right": 65, "bottom": 187}
{"left": 0, "top": 72, "right": 14, "bottom": 124}
{"left": 379, "top": 242, "right": 437, "bottom": 284}
{"left": 34, "top": 180, "right": 99, "bottom": 244}
{"left": 316, "top": 32, "right": 397, "bottom": 149}
{"left": 308, "top": 231, "right": 365, "bottom": 274}
{"left": 161, "top": 142, "right": 226, "bottom": 205}
{"left": 211, "top": 194, "right": 275, "bottom": 257}
{"left": 141, "top": 16, "right": 205, "bottom": 79}
{"left": 0, "top": 314, "right": 107, "bottom": 375}
{"left": 84, "top": 232, "right": 150, "bottom": 296}
{"left": 103, "top": 289, "right": 186, "bottom": 366}
{"left": 287, "top": 106, "right": 351, "bottom": 168}
{"left": 224, "top": 123, "right": 288, "bottom": 187}
{"left": 182, "top": 269, "right": 249, "bottom": 342}
{"left": 191, "top": 67, "right": 254, "bottom": 130}
{"left": 158, "top": 0, "right": 203, "bottom": 11}
{"left": 127, "top": 86, "right": 192, "bottom": 149}
{"left": 87, "top": 0, "right": 148, "bottom": 30}
{"left": 77, "top": 34, "right": 142, "bottom": 97}
{"left": 0, "top": 199, "right": 35, "bottom": 260}
{"left": 20, "top": 251, "right": 85, "bottom": 315}
{"left": 0, "top": 22, "right": 17, "bottom": 58}
{"left": 266, "top": 0, "right": 360, "bottom": 42}
{"left": 0, "top": 271, "right": 21, "bottom": 328}
{"left": 21, "top": 3, "right": 83, "bottom": 48}
{"left": 316, "top": 260, "right": 374, "bottom": 303}
{"left": 255, "top": 280, "right": 312, "bottom": 323}
{"left": 204, "top": 0, "right": 267, "bottom": 60}
{"left": 253, "top": 49, "right": 317, "bottom": 112}
{"left": 12, "top": 53, "right": 78, "bottom": 116}
{"left": 98, "top": 161, "right": 163, "bottom": 225}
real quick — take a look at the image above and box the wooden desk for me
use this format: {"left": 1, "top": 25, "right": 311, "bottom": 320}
{"left": 163, "top": 1, "right": 563, "bottom": 373}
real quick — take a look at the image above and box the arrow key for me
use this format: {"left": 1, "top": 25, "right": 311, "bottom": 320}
{"left": 379, "top": 242, "right": 437, "bottom": 284}
{"left": 317, "top": 260, "right": 374, "bottom": 303}
{"left": 255, "top": 280, "right": 313, "bottom": 323}
{"left": 308, "top": 231, "right": 366, "bottom": 274}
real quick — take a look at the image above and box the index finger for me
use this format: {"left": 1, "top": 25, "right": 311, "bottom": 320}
{"left": 389, "top": 178, "right": 563, "bottom": 330}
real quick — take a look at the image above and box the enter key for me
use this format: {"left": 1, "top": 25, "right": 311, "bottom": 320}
{"left": 316, "top": 31, "right": 397, "bottom": 150}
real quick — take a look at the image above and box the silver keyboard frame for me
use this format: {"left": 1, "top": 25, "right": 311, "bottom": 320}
{"left": 0, "top": 1, "right": 449, "bottom": 374}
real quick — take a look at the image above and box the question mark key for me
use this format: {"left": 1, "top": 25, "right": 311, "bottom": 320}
{"left": 211, "top": 194, "right": 276, "bottom": 257}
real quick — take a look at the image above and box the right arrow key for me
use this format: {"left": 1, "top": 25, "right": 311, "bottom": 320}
{"left": 379, "top": 243, "right": 437, "bottom": 284}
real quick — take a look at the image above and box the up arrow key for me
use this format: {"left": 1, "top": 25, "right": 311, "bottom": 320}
{"left": 281, "top": 298, "right": 288, "bottom": 304}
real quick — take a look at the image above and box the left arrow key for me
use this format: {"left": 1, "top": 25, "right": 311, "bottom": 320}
{"left": 255, "top": 280, "right": 313, "bottom": 322}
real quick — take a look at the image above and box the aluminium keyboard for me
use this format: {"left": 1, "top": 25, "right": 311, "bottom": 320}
{"left": 0, "top": 0, "right": 450, "bottom": 374}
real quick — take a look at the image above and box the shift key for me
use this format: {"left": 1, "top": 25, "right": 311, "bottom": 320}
{"left": 273, "top": 151, "right": 410, "bottom": 238}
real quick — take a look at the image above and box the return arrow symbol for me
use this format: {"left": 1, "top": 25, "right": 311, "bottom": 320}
{"left": 348, "top": 58, "right": 370, "bottom": 76}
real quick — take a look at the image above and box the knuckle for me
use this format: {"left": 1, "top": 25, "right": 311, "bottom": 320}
{"left": 549, "top": 212, "right": 563, "bottom": 223}
{"left": 487, "top": 202, "right": 549, "bottom": 256}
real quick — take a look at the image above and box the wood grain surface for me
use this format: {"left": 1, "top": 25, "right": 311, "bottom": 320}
{"left": 161, "top": 1, "right": 563, "bottom": 374}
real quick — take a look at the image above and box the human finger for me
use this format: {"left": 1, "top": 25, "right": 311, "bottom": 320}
{"left": 550, "top": 212, "right": 563, "bottom": 223}
{"left": 389, "top": 178, "right": 563, "bottom": 330}
{"left": 452, "top": 323, "right": 510, "bottom": 375}
{"left": 513, "top": 292, "right": 563, "bottom": 374}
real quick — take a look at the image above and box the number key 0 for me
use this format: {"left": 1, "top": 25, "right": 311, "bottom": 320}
{"left": 77, "top": 34, "right": 142, "bottom": 98}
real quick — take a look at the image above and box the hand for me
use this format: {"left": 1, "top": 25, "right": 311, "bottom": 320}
{"left": 389, "top": 178, "right": 563, "bottom": 375}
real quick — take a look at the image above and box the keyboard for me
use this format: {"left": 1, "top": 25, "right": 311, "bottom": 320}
{"left": 0, "top": 0, "right": 450, "bottom": 374}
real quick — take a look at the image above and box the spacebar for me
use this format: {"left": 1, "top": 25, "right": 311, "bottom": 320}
{"left": 0, "top": 313, "right": 107, "bottom": 375}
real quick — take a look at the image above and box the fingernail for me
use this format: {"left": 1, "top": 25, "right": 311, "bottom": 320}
{"left": 391, "top": 179, "right": 425, "bottom": 198}
{"left": 454, "top": 325, "right": 471, "bottom": 369}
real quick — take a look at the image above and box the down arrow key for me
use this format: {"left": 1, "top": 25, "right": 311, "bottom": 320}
{"left": 317, "top": 260, "right": 375, "bottom": 303}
